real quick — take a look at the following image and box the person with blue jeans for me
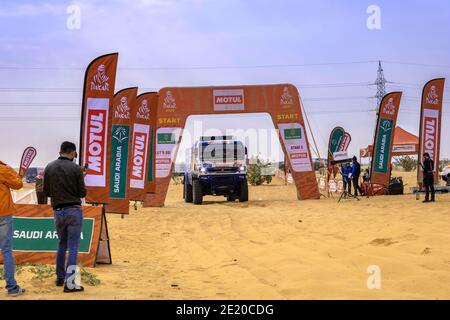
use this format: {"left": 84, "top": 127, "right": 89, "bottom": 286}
{"left": 351, "top": 156, "right": 363, "bottom": 197}
{"left": 341, "top": 163, "right": 352, "bottom": 196}
{"left": 44, "top": 142, "right": 87, "bottom": 293}
{"left": 0, "top": 160, "right": 26, "bottom": 297}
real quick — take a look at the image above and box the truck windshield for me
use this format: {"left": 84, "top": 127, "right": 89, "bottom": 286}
{"left": 201, "top": 141, "right": 245, "bottom": 162}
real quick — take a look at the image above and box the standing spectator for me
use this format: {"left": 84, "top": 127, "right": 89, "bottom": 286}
{"left": 351, "top": 156, "right": 363, "bottom": 196}
{"left": 341, "top": 163, "right": 352, "bottom": 196}
{"left": 420, "top": 153, "right": 435, "bottom": 203}
{"left": 44, "top": 142, "right": 86, "bottom": 293}
{"left": 0, "top": 160, "right": 26, "bottom": 297}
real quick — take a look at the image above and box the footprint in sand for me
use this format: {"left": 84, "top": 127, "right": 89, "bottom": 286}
{"left": 369, "top": 238, "right": 398, "bottom": 246}
{"left": 400, "top": 234, "right": 419, "bottom": 241}
{"left": 421, "top": 248, "right": 432, "bottom": 255}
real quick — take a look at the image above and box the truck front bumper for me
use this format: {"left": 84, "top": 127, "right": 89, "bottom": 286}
{"left": 198, "top": 174, "right": 246, "bottom": 196}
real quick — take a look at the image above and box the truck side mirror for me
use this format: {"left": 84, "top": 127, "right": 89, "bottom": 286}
{"left": 245, "top": 147, "right": 248, "bottom": 155}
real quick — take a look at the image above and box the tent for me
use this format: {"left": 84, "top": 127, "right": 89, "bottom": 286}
{"left": 360, "top": 126, "right": 419, "bottom": 158}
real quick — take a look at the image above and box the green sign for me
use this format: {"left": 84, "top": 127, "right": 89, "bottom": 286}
{"left": 110, "top": 125, "right": 130, "bottom": 199}
{"left": 373, "top": 119, "right": 393, "bottom": 173}
{"left": 147, "top": 128, "right": 154, "bottom": 183}
{"left": 157, "top": 133, "right": 175, "bottom": 144}
{"left": 329, "top": 127, "right": 345, "bottom": 155}
{"left": 12, "top": 217, "right": 94, "bottom": 253}
{"left": 284, "top": 128, "right": 302, "bottom": 140}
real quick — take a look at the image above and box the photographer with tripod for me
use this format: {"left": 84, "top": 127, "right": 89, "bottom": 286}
{"left": 341, "top": 163, "right": 352, "bottom": 198}
{"left": 350, "top": 156, "right": 363, "bottom": 197}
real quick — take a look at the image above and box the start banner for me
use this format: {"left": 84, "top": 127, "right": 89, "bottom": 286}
{"left": 79, "top": 53, "right": 119, "bottom": 204}
{"left": 370, "top": 92, "right": 402, "bottom": 186}
{"left": 417, "top": 78, "right": 445, "bottom": 185}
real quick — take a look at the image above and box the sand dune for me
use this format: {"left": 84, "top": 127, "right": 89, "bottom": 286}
{"left": 4, "top": 171, "right": 450, "bottom": 300}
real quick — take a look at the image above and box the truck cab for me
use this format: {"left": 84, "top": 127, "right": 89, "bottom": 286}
{"left": 184, "top": 136, "right": 249, "bottom": 204}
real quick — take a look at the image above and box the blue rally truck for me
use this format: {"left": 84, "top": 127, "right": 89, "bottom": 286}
{"left": 184, "top": 136, "right": 249, "bottom": 205}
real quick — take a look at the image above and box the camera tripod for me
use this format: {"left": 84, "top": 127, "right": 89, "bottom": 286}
{"left": 338, "top": 187, "right": 360, "bottom": 203}
{"left": 337, "top": 165, "right": 360, "bottom": 203}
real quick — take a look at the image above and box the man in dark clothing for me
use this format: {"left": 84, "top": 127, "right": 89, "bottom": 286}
{"left": 341, "top": 163, "right": 352, "bottom": 196}
{"left": 421, "top": 153, "right": 435, "bottom": 203}
{"left": 44, "top": 142, "right": 86, "bottom": 293}
{"left": 351, "top": 156, "right": 363, "bottom": 196}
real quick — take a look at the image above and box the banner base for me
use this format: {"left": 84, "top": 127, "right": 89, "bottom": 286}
{"left": 95, "top": 205, "right": 112, "bottom": 265}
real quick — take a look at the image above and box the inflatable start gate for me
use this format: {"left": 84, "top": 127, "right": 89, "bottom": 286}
{"left": 143, "top": 84, "right": 320, "bottom": 207}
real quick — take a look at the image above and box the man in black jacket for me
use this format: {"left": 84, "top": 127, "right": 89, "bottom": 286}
{"left": 350, "top": 156, "right": 363, "bottom": 196}
{"left": 421, "top": 152, "right": 435, "bottom": 203}
{"left": 44, "top": 142, "right": 86, "bottom": 293}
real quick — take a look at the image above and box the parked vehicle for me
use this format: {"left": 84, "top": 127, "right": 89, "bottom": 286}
{"left": 440, "top": 165, "right": 450, "bottom": 185}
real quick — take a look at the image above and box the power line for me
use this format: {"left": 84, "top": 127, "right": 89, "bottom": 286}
{"left": 0, "top": 97, "right": 375, "bottom": 106}
{"left": 2, "top": 60, "right": 449, "bottom": 71}
{"left": 3, "top": 110, "right": 450, "bottom": 122}
{"left": 388, "top": 81, "right": 450, "bottom": 91}
{"left": 0, "top": 117, "right": 79, "bottom": 122}
{"left": 0, "top": 82, "right": 374, "bottom": 93}
{"left": 304, "top": 96, "right": 374, "bottom": 102}
{"left": 2, "top": 81, "right": 448, "bottom": 93}
{"left": 0, "top": 103, "right": 79, "bottom": 106}
{"left": 0, "top": 60, "right": 379, "bottom": 71}
{"left": 383, "top": 61, "right": 450, "bottom": 69}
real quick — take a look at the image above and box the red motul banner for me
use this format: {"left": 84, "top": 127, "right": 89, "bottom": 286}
{"left": 370, "top": 92, "right": 402, "bottom": 186}
{"left": 338, "top": 132, "right": 351, "bottom": 152}
{"left": 79, "top": 53, "right": 119, "bottom": 204}
{"left": 417, "top": 78, "right": 446, "bottom": 185}
{"left": 128, "top": 92, "right": 158, "bottom": 201}
{"left": 19, "top": 146, "right": 37, "bottom": 177}
{"left": 105, "top": 87, "right": 138, "bottom": 214}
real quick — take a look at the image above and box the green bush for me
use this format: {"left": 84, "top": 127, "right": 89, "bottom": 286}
{"left": 393, "top": 156, "right": 417, "bottom": 172}
{"left": 247, "top": 156, "right": 273, "bottom": 186}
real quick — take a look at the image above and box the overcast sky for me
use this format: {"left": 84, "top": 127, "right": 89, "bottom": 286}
{"left": 1, "top": 0, "right": 450, "bottom": 167}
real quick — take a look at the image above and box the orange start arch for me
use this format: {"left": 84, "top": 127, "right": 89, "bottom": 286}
{"left": 144, "top": 84, "right": 320, "bottom": 207}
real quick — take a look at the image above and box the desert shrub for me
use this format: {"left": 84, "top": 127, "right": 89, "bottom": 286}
{"left": 263, "top": 174, "right": 272, "bottom": 184}
{"left": 393, "top": 156, "right": 417, "bottom": 172}
{"left": 247, "top": 156, "right": 273, "bottom": 186}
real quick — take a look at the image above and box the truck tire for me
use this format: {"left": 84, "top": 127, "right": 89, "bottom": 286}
{"left": 193, "top": 179, "right": 203, "bottom": 205}
{"left": 184, "top": 177, "right": 193, "bottom": 203}
{"left": 239, "top": 179, "right": 249, "bottom": 202}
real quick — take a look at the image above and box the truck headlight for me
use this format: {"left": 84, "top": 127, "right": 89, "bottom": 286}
{"left": 200, "top": 167, "right": 207, "bottom": 173}
{"left": 239, "top": 166, "right": 246, "bottom": 172}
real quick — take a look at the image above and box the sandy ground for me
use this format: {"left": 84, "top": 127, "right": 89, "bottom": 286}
{"left": 3, "top": 171, "right": 450, "bottom": 300}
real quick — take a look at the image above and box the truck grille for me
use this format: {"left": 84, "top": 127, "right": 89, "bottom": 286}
{"left": 209, "top": 167, "right": 238, "bottom": 173}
